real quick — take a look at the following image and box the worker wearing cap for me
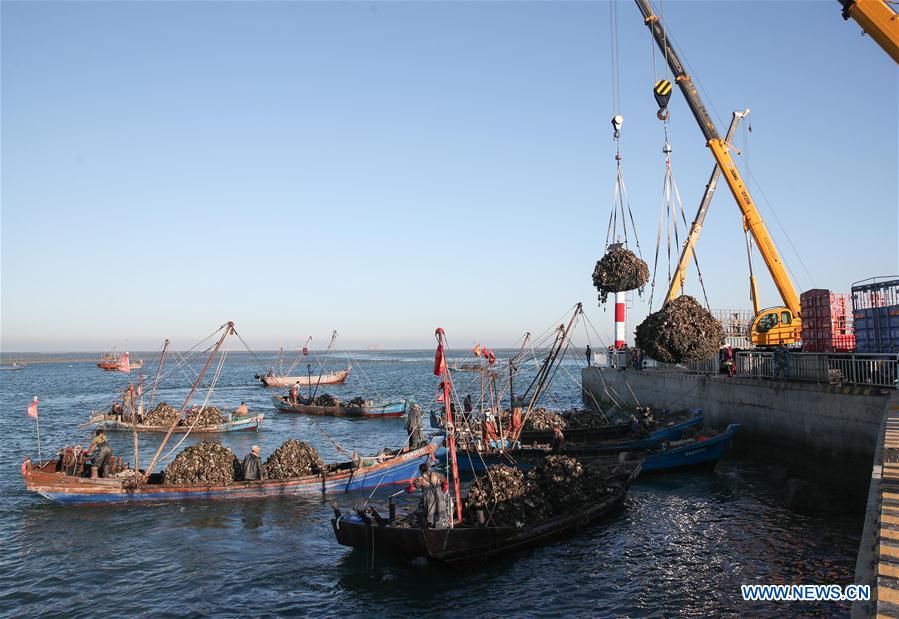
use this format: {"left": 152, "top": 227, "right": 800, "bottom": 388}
{"left": 86, "top": 429, "right": 114, "bottom": 477}
{"left": 289, "top": 382, "right": 301, "bottom": 404}
{"left": 773, "top": 341, "right": 790, "bottom": 381}
{"left": 242, "top": 445, "right": 263, "bottom": 481}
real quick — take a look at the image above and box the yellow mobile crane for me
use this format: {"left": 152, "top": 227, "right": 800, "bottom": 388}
{"left": 838, "top": 0, "right": 899, "bottom": 64}
{"left": 635, "top": 0, "right": 802, "bottom": 346}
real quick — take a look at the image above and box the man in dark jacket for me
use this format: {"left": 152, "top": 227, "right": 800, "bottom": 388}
{"left": 86, "top": 429, "right": 113, "bottom": 477}
{"left": 242, "top": 445, "right": 263, "bottom": 481}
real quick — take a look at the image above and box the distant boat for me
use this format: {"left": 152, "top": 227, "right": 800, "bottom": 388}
{"left": 257, "top": 366, "right": 350, "bottom": 387}
{"left": 272, "top": 394, "right": 407, "bottom": 418}
{"left": 88, "top": 412, "right": 264, "bottom": 434}
{"left": 0, "top": 362, "right": 25, "bottom": 371}
{"left": 97, "top": 351, "right": 143, "bottom": 371}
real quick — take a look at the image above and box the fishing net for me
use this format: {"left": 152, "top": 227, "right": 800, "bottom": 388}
{"left": 262, "top": 439, "right": 323, "bottom": 480}
{"left": 635, "top": 295, "right": 724, "bottom": 364}
{"left": 463, "top": 456, "right": 612, "bottom": 528}
{"left": 313, "top": 394, "right": 340, "bottom": 407}
{"left": 144, "top": 403, "right": 181, "bottom": 427}
{"left": 345, "top": 397, "right": 368, "bottom": 409}
{"left": 566, "top": 410, "right": 608, "bottom": 429}
{"left": 163, "top": 441, "right": 240, "bottom": 486}
{"left": 463, "top": 465, "right": 548, "bottom": 528}
{"left": 185, "top": 406, "right": 227, "bottom": 426}
{"left": 592, "top": 246, "right": 649, "bottom": 303}
{"left": 523, "top": 408, "right": 567, "bottom": 431}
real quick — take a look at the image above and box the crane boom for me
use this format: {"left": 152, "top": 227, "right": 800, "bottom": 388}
{"left": 838, "top": 0, "right": 899, "bottom": 64}
{"left": 664, "top": 109, "right": 748, "bottom": 303}
{"left": 635, "top": 0, "right": 802, "bottom": 321}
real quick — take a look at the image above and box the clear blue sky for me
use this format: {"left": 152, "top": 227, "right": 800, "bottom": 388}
{"left": 2, "top": 1, "right": 896, "bottom": 351}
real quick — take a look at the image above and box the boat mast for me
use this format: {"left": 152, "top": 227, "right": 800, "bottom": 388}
{"left": 435, "top": 328, "right": 463, "bottom": 523}
{"left": 513, "top": 304, "right": 582, "bottom": 441}
{"left": 143, "top": 322, "right": 234, "bottom": 479}
{"left": 311, "top": 330, "right": 338, "bottom": 401}
{"left": 148, "top": 338, "right": 170, "bottom": 409}
{"left": 285, "top": 336, "right": 313, "bottom": 376}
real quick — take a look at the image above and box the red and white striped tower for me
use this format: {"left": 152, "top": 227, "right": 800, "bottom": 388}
{"left": 614, "top": 291, "right": 626, "bottom": 349}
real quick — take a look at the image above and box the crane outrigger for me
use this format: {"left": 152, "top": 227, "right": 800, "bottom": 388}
{"left": 635, "top": 0, "right": 802, "bottom": 346}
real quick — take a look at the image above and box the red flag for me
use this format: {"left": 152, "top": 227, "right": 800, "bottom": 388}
{"left": 27, "top": 397, "right": 38, "bottom": 419}
{"left": 433, "top": 343, "right": 445, "bottom": 376}
{"left": 473, "top": 344, "right": 482, "bottom": 357}
{"left": 488, "top": 350, "right": 496, "bottom": 365}
{"left": 302, "top": 347, "right": 309, "bottom": 356}
{"left": 435, "top": 382, "right": 445, "bottom": 403}
{"left": 116, "top": 352, "right": 131, "bottom": 373}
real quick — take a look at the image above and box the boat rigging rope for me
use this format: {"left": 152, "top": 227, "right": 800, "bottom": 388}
{"left": 344, "top": 351, "right": 384, "bottom": 403}
{"left": 231, "top": 327, "right": 269, "bottom": 374}
{"left": 158, "top": 332, "right": 231, "bottom": 463}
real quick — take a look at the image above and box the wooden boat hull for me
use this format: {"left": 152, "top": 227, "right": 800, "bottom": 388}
{"left": 435, "top": 410, "right": 703, "bottom": 458}
{"left": 21, "top": 443, "right": 435, "bottom": 505}
{"left": 457, "top": 424, "right": 740, "bottom": 474}
{"left": 331, "top": 462, "right": 641, "bottom": 565}
{"left": 90, "top": 414, "right": 264, "bottom": 433}
{"left": 640, "top": 424, "right": 740, "bottom": 471}
{"left": 258, "top": 367, "right": 350, "bottom": 387}
{"left": 272, "top": 395, "right": 408, "bottom": 418}
{"left": 516, "top": 408, "right": 701, "bottom": 444}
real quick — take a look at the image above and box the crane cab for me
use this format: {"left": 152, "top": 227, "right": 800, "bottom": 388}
{"left": 751, "top": 306, "right": 801, "bottom": 347}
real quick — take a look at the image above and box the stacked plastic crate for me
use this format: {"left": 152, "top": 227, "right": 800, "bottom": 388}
{"left": 800, "top": 289, "right": 855, "bottom": 352}
{"left": 852, "top": 278, "right": 899, "bottom": 353}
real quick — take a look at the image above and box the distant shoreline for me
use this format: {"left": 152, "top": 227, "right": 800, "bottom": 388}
{"left": 0, "top": 349, "right": 509, "bottom": 365}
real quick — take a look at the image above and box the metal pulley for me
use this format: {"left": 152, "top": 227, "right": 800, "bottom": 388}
{"left": 654, "top": 80, "right": 672, "bottom": 120}
{"left": 611, "top": 114, "right": 624, "bottom": 140}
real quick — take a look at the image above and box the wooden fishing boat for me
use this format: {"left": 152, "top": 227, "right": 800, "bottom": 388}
{"left": 331, "top": 459, "right": 641, "bottom": 566}
{"left": 434, "top": 409, "right": 704, "bottom": 451}
{"left": 449, "top": 363, "right": 483, "bottom": 372}
{"left": 88, "top": 412, "right": 264, "bottom": 433}
{"left": 474, "top": 408, "right": 702, "bottom": 445}
{"left": 456, "top": 424, "right": 740, "bottom": 474}
{"left": 97, "top": 352, "right": 143, "bottom": 371}
{"left": 272, "top": 395, "right": 408, "bottom": 418}
{"left": 21, "top": 441, "right": 436, "bottom": 505}
{"left": 257, "top": 366, "right": 351, "bottom": 387}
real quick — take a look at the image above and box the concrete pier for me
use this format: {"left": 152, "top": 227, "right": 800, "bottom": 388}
{"left": 581, "top": 367, "right": 893, "bottom": 496}
{"left": 853, "top": 391, "right": 899, "bottom": 617}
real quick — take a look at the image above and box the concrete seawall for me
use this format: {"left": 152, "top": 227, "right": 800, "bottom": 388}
{"left": 582, "top": 367, "right": 893, "bottom": 497}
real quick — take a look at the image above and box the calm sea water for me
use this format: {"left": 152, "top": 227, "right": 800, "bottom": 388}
{"left": 0, "top": 351, "right": 861, "bottom": 617}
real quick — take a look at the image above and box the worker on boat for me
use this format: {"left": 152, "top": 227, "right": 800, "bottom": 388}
{"left": 242, "top": 445, "right": 263, "bottom": 481}
{"left": 289, "top": 381, "right": 301, "bottom": 404}
{"left": 86, "top": 429, "right": 113, "bottom": 477}
{"left": 406, "top": 462, "right": 449, "bottom": 528}
{"left": 123, "top": 387, "right": 134, "bottom": 421}
{"left": 551, "top": 426, "right": 565, "bottom": 454}
{"left": 232, "top": 401, "right": 249, "bottom": 420}
{"left": 405, "top": 403, "right": 425, "bottom": 449}
{"left": 586, "top": 344, "right": 592, "bottom": 366}
{"left": 773, "top": 340, "right": 790, "bottom": 381}
{"left": 463, "top": 394, "right": 473, "bottom": 413}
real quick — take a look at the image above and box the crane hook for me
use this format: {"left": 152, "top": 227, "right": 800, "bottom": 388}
{"left": 611, "top": 114, "right": 624, "bottom": 140}
{"left": 657, "top": 108, "right": 670, "bottom": 121}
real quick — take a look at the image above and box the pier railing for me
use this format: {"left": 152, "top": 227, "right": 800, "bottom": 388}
{"left": 736, "top": 351, "right": 898, "bottom": 388}
{"left": 592, "top": 348, "right": 898, "bottom": 389}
